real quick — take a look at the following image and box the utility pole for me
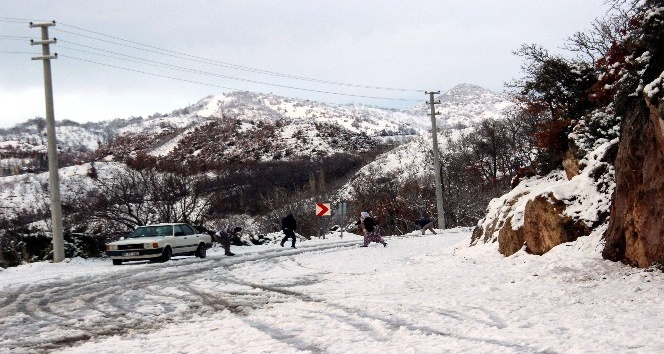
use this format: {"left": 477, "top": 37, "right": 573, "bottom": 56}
{"left": 30, "top": 21, "right": 65, "bottom": 263}
{"left": 426, "top": 91, "right": 445, "bottom": 230}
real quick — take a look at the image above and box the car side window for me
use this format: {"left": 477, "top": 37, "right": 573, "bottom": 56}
{"left": 156, "top": 225, "right": 173, "bottom": 236}
{"left": 174, "top": 225, "right": 186, "bottom": 236}
{"left": 181, "top": 224, "right": 196, "bottom": 235}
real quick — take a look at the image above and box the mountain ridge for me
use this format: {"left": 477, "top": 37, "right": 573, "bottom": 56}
{"left": 0, "top": 83, "right": 512, "bottom": 175}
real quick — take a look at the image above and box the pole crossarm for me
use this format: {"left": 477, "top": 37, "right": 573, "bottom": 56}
{"left": 31, "top": 54, "right": 58, "bottom": 61}
{"left": 30, "top": 39, "right": 57, "bottom": 45}
{"left": 29, "top": 20, "right": 56, "bottom": 28}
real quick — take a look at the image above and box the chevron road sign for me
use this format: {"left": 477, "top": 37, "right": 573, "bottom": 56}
{"left": 316, "top": 203, "right": 331, "bottom": 216}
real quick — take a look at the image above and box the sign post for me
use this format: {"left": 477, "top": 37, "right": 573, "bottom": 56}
{"left": 338, "top": 202, "right": 347, "bottom": 238}
{"left": 316, "top": 202, "right": 347, "bottom": 238}
{"left": 316, "top": 203, "right": 331, "bottom": 239}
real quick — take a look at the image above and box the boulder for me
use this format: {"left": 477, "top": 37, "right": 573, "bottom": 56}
{"left": 498, "top": 194, "right": 590, "bottom": 256}
{"left": 472, "top": 141, "right": 614, "bottom": 257}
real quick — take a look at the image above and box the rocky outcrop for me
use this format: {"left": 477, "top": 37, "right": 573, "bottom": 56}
{"left": 602, "top": 96, "right": 664, "bottom": 267}
{"left": 471, "top": 192, "right": 525, "bottom": 247}
{"left": 498, "top": 194, "right": 591, "bottom": 256}
{"left": 562, "top": 148, "right": 581, "bottom": 180}
{"left": 471, "top": 141, "right": 615, "bottom": 257}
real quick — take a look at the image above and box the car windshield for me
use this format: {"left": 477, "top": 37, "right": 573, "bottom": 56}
{"left": 128, "top": 225, "right": 173, "bottom": 238}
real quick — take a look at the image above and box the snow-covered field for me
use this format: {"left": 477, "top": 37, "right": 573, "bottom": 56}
{"left": 1, "top": 228, "right": 663, "bottom": 354}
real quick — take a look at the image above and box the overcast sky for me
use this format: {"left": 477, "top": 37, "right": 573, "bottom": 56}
{"left": 0, "top": 0, "right": 609, "bottom": 128}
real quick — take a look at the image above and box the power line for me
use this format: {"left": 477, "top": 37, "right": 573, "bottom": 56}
{"left": 5, "top": 16, "right": 424, "bottom": 105}
{"left": 58, "top": 42, "right": 201, "bottom": 71}
{"left": 0, "top": 17, "right": 33, "bottom": 23}
{"left": 0, "top": 35, "right": 33, "bottom": 40}
{"left": 59, "top": 54, "right": 420, "bottom": 102}
{"left": 53, "top": 22, "right": 423, "bottom": 93}
{"left": 56, "top": 40, "right": 420, "bottom": 101}
{"left": 0, "top": 50, "right": 42, "bottom": 55}
{"left": 58, "top": 54, "right": 237, "bottom": 91}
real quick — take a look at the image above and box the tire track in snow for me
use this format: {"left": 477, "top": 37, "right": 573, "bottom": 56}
{"left": 196, "top": 263, "right": 546, "bottom": 353}
{"left": 0, "top": 239, "right": 545, "bottom": 353}
{"left": 0, "top": 241, "right": 358, "bottom": 353}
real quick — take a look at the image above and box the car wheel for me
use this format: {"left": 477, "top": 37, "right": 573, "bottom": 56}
{"left": 195, "top": 243, "right": 206, "bottom": 258}
{"left": 160, "top": 247, "right": 172, "bottom": 262}
{"left": 112, "top": 259, "right": 122, "bottom": 266}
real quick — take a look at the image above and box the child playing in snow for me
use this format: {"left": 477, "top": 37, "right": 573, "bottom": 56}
{"left": 358, "top": 211, "right": 387, "bottom": 247}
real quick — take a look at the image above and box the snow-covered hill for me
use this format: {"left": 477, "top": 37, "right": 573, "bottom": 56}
{"left": 0, "top": 84, "right": 511, "bottom": 175}
{"left": 0, "top": 84, "right": 512, "bottom": 232}
{"left": 406, "top": 83, "right": 513, "bottom": 129}
{"left": 195, "top": 91, "right": 428, "bottom": 136}
{"left": 0, "top": 161, "right": 132, "bottom": 226}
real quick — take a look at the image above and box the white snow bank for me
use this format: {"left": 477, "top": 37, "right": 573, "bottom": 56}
{"left": 2, "top": 228, "right": 664, "bottom": 353}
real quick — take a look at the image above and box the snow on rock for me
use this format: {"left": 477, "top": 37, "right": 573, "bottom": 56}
{"left": 471, "top": 138, "right": 617, "bottom": 256}
{"left": 643, "top": 70, "right": 664, "bottom": 99}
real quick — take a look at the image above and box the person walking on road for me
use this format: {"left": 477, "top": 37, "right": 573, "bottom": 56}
{"left": 281, "top": 213, "right": 298, "bottom": 248}
{"left": 358, "top": 211, "right": 387, "bottom": 247}
{"left": 416, "top": 217, "right": 437, "bottom": 235}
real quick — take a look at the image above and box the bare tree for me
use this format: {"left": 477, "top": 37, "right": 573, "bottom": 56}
{"left": 257, "top": 187, "right": 292, "bottom": 233}
{"left": 69, "top": 168, "right": 212, "bottom": 232}
{"left": 84, "top": 169, "right": 152, "bottom": 229}
{"left": 149, "top": 172, "right": 212, "bottom": 224}
{"left": 565, "top": 0, "right": 639, "bottom": 64}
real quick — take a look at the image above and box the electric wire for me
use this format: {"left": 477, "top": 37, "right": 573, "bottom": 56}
{"left": 0, "top": 18, "right": 30, "bottom": 23}
{"left": 0, "top": 50, "right": 41, "bottom": 55}
{"left": 2, "top": 16, "right": 426, "bottom": 104}
{"left": 54, "top": 22, "right": 424, "bottom": 92}
{"left": 0, "top": 35, "right": 33, "bottom": 40}
{"left": 56, "top": 40, "right": 420, "bottom": 102}
{"left": 59, "top": 54, "right": 420, "bottom": 102}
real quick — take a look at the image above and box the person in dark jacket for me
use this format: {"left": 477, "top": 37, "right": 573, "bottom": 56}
{"left": 358, "top": 211, "right": 387, "bottom": 247}
{"left": 416, "top": 218, "right": 437, "bottom": 235}
{"left": 280, "top": 213, "right": 298, "bottom": 248}
{"left": 215, "top": 226, "right": 242, "bottom": 256}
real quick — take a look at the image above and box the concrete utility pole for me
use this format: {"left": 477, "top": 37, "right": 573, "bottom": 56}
{"left": 30, "top": 21, "right": 65, "bottom": 262}
{"left": 426, "top": 91, "right": 445, "bottom": 230}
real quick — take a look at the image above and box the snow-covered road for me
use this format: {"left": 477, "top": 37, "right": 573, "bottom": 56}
{"left": 2, "top": 228, "right": 664, "bottom": 353}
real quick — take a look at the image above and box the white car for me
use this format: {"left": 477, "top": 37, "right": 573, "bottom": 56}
{"left": 105, "top": 223, "right": 212, "bottom": 265}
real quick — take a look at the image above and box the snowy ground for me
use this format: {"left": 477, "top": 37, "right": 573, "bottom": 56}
{"left": 1, "top": 228, "right": 664, "bottom": 354}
